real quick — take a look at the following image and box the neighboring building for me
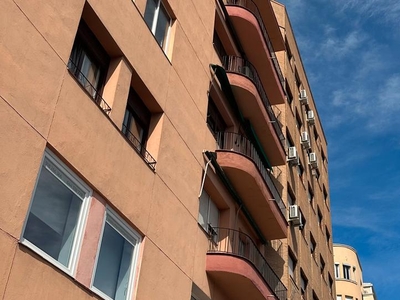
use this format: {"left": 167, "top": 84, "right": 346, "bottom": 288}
{"left": 0, "top": 1, "right": 334, "bottom": 300}
{"left": 271, "top": 2, "right": 335, "bottom": 300}
{"left": 334, "top": 244, "right": 377, "bottom": 300}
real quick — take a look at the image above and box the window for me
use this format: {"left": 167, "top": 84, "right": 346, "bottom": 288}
{"left": 295, "top": 109, "right": 303, "bottom": 130}
{"left": 310, "top": 233, "right": 316, "bottom": 258}
{"left": 326, "top": 227, "right": 331, "bottom": 245}
{"left": 123, "top": 88, "right": 151, "bottom": 153}
{"left": 92, "top": 208, "right": 141, "bottom": 300}
{"left": 307, "top": 184, "right": 314, "bottom": 207}
{"left": 323, "top": 185, "right": 328, "bottom": 205}
{"left": 320, "top": 255, "right": 325, "bottom": 276}
{"left": 207, "top": 96, "right": 227, "bottom": 138}
{"left": 213, "top": 30, "right": 227, "bottom": 61}
{"left": 345, "top": 297, "right": 353, "bottom": 300}
{"left": 286, "top": 82, "right": 293, "bottom": 105}
{"left": 343, "top": 265, "right": 351, "bottom": 280}
{"left": 21, "top": 150, "right": 91, "bottom": 274}
{"left": 337, "top": 296, "right": 342, "bottom": 300}
{"left": 313, "top": 126, "right": 319, "bottom": 141}
{"left": 300, "top": 270, "right": 308, "bottom": 297}
{"left": 328, "top": 273, "right": 333, "bottom": 294}
{"left": 317, "top": 207, "right": 323, "bottom": 227}
{"left": 334, "top": 263, "right": 340, "bottom": 278}
{"left": 198, "top": 190, "right": 219, "bottom": 238}
{"left": 295, "top": 69, "right": 301, "bottom": 90}
{"left": 144, "top": 0, "right": 172, "bottom": 51}
{"left": 68, "top": 20, "right": 109, "bottom": 101}
{"left": 288, "top": 250, "right": 297, "bottom": 279}
{"left": 297, "top": 162, "right": 304, "bottom": 182}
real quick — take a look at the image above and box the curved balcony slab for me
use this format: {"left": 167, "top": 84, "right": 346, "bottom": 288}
{"left": 216, "top": 151, "right": 287, "bottom": 240}
{"left": 227, "top": 72, "right": 285, "bottom": 166}
{"left": 226, "top": 6, "right": 285, "bottom": 105}
{"left": 206, "top": 255, "right": 276, "bottom": 300}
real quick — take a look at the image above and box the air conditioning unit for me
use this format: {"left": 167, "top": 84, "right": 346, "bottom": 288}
{"left": 309, "top": 152, "right": 318, "bottom": 169}
{"left": 287, "top": 146, "right": 299, "bottom": 165}
{"left": 306, "top": 110, "right": 315, "bottom": 125}
{"left": 300, "top": 131, "right": 311, "bottom": 149}
{"left": 299, "top": 89, "right": 308, "bottom": 105}
{"left": 289, "top": 205, "right": 302, "bottom": 226}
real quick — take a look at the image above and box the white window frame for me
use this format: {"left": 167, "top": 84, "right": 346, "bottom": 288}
{"left": 343, "top": 264, "right": 351, "bottom": 280}
{"left": 334, "top": 263, "right": 340, "bottom": 278}
{"left": 146, "top": 0, "right": 172, "bottom": 52}
{"left": 91, "top": 207, "right": 142, "bottom": 300}
{"left": 198, "top": 190, "right": 219, "bottom": 239}
{"left": 20, "top": 149, "right": 92, "bottom": 276}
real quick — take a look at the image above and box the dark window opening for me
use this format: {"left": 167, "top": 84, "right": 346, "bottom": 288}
{"left": 68, "top": 20, "right": 110, "bottom": 107}
{"left": 207, "top": 96, "right": 227, "bottom": 138}
{"left": 213, "top": 31, "right": 227, "bottom": 61}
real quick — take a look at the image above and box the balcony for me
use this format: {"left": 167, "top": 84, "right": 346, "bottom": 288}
{"left": 67, "top": 59, "right": 111, "bottom": 116}
{"left": 215, "top": 132, "right": 287, "bottom": 240}
{"left": 122, "top": 124, "right": 157, "bottom": 171}
{"left": 222, "top": 56, "right": 285, "bottom": 166}
{"left": 225, "top": 0, "right": 285, "bottom": 104}
{"left": 207, "top": 228, "right": 287, "bottom": 300}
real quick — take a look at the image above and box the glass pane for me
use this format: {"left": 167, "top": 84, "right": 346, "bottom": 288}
{"left": 208, "top": 200, "right": 219, "bottom": 229}
{"left": 80, "top": 51, "right": 101, "bottom": 97}
{"left": 144, "top": 0, "right": 157, "bottom": 29}
{"left": 154, "top": 4, "right": 170, "bottom": 48}
{"left": 93, "top": 222, "right": 134, "bottom": 300}
{"left": 198, "top": 191, "right": 209, "bottom": 231}
{"left": 23, "top": 166, "right": 82, "bottom": 267}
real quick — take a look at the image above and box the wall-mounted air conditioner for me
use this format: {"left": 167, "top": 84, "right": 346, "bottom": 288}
{"left": 300, "top": 131, "right": 311, "bottom": 149}
{"left": 287, "top": 146, "right": 299, "bottom": 165}
{"left": 306, "top": 110, "right": 315, "bottom": 125}
{"left": 309, "top": 152, "right": 318, "bottom": 169}
{"left": 289, "top": 205, "right": 302, "bottom": 226}
{"left": 299, "top": 89, "right": 308, "bottom": 105}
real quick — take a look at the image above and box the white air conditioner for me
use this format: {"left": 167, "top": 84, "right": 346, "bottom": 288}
{"left": 309, "top": 152, "right": 318, "bottom": 169}
{"left": 299, "top": 89, "right": 308, "bottom": 105}
{"left": 300, "top": 131, "right": 311, "bottom": 149}
{"left": 287, "top": 146, "right": 299, "bottom": 165}
{"left": 289, "top": 205, "right": 302, "bottom": 226}
{"left": 306, "top": 110, "right": 315, "bottom": 125}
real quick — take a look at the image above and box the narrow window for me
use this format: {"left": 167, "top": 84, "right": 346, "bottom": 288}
{"left": 295, "top": 109, "right": 303, "bottom": 130}
{"left": 144, "top": 0, "right": 172, "bottom": 51}
{"left": 320, "top": 255, "right": 325, "bottom": 276}
{"left": 317, "top": 207, "right": 323, "bottom": 227}
{"left": 21, "top": 150, "right": 91, "bottom": 274}
{"left": 286, "top": 82, "right": 293, "bottom": 105}
{"left": 198, "top": 190, "right": 219, "bottom": 239}
{"left": 288, "top": 250, "right": 296, "bottom": 279}
{"left": 310, "top": 233, "right": 316, "bottom": 259}
{"left": 300, "top": 270, "right": 308, "bottom": 297}
{"left": 206, "top": 96, "right": 227, "bottom": 138}
{"left": 334, "top": 263, "right": 340, "bottom": 278}
{"left": 307, "top": 184, "right": 314, "bottom": 208}
{"left": 343, "top": 265, "right": 351, "bottom": 280}
{"left": 68, "top": 20, "right": 109, "bottom": 102}
{"left": 92, "top": 209, "right": 141, "bottom": 300}
{"left": 123, "top": 88, "right": 151, "bottom": 153}
{"left": 213, "top": 30, "right": 227, "bottom": 61}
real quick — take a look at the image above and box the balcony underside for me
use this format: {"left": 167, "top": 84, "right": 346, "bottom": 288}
{"left": 206, "top": 254, "right": 276, "bottom": 300}
{"left": 226, "top": 6, "right": 285, "bottom": 105}
{"left": 253, "top": 0, "right": 285, "bottom": 51}
{"left": 227, "top": 72, "right": 285, "bottom": 166}
{"left": 216, "top": 151, "right": 287, "bottom": 240}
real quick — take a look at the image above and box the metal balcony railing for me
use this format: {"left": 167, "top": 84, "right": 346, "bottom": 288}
{"left": 216, "top": 132, "right": 286, "bottom": 216}
{"left": 122, "top": 124, "right": 157, "bottom": 171}
{"left": 208, "top": 227, "right": 287, "bottom": 300}
{"left": 67, "top": 59, "right": 111, "bottom": 115}
{"left": 222, "top": 56, "right": 285, "bottom": 150}
{"left": 225, "top": 0, "right": 285, "bottom": 90}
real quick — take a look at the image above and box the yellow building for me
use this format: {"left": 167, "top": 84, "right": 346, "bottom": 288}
{"left": 0, "top": 0, "right": 334, "bottom": 299}
{"left": 334, "top": 244, "right": 377, "bottom": 300}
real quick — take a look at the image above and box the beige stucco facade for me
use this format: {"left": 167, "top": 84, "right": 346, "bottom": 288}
{"left": 0, "top": 0, "right": 334, "bottom": 300}
{"left": 334, "top": 244, "right": 377, "bottom": 300}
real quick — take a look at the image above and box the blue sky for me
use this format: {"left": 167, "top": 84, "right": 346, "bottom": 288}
{"left": 278, "top": 0, "right": 400, "bottom": 298}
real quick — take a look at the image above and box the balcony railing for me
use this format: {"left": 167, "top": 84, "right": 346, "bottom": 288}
{"left": 122, "top": 124, "right": 157, "bottom": 171}
{"left": 225, "top": 0, "right": 285, "bottom": 90}
{"left": 216, "top": 132, "right": 286, "bottom": 216}
{"left": 67, "top": 59, "right": 111, "bottom": 115}
{"left": 208, "top": 227, "right": 287, "bottom": 300}
{"left": 223, "top": 56, "right": 285, "bottom": 149}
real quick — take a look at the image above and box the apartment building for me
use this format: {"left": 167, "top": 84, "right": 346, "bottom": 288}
{"left": 334, "top": 244, "right": 378, "bottom": 300}
{"left": 0, "top": 0, "right": 334, "bottom": 300}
